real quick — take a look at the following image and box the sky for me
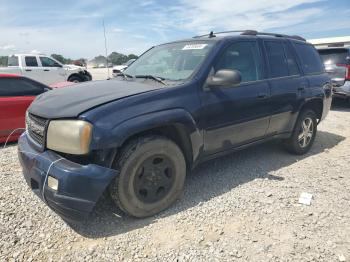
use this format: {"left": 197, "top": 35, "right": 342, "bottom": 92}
{"left": 0, "top": 0, "right": 349, "bottom": 59}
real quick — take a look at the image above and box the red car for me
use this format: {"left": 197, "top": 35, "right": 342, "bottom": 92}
{"left": 0, "top": 75, "right": 73, "bottom": 144}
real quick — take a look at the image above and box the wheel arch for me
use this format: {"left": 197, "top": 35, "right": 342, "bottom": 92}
{"left": 67, "top": 73, "right": 83, "bottom": 82}
{"left": 299, "top": 98, "right": 323, "bottom": 122}
{"left": 108, "top": 109, "right": 203, "bottom": 168}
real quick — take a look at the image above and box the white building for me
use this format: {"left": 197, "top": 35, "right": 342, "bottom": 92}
{"left": 308, "top": 36, "right": 350, "bottom": 48}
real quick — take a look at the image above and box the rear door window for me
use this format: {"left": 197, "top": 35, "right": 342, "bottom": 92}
{"left": 25, "top": 56, "right": 38, "bottom": 67}
{"left": 284, "top": 43, "right": 300, "bottom": 76}
{"left": 294, "top": 43, "right": 324, "bottom": 74}
{"left": 264, "top": 41, "right": 289, "bottom": 78}
{"left": 215, "top": 41, "right": 263, "bottom": 82}
{"left": 0, "top": 78, "right": 44, "bottom": 96}
{"left": 318, "top": 49, "right": 349, "bottom": 65}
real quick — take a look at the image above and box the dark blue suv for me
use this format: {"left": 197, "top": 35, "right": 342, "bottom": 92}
{"left": 18, "top": 30, "right": 332, "bottom": 220}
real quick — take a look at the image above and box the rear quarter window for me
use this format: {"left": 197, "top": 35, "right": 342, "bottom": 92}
{"left": 294, "top": 43, "right": 324, "bottom": 74}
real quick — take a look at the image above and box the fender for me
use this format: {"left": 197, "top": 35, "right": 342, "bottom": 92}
{"left": 91, "top": 108, "right": 203, "bottom": 164}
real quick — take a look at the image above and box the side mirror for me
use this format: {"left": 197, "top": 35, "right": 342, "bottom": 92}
{"left": 206, "top": 69, "right": 242, "bottom": 87}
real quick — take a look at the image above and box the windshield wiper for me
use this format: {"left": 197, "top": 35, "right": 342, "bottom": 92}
{"left": 116, "top": 72, "right": 134, "bottom": 80}
{"left": 135, "top": 75, "right": 167, "bottom": 85}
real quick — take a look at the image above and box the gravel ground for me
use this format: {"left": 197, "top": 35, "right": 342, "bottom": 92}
{"left": 1, "top": 102, "right": 349, "bottom": 262}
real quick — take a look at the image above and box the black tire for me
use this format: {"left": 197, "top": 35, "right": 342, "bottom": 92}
{"left": 109, "top": 136, "right": 186, "bottom": 218}
{"left": 68, "top": 75, "right": 83, "bottom": 83}
{"left": 285, "top": 109, "right": 317, "bottom": 155}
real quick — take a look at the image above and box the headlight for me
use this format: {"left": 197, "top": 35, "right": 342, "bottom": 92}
{"left": 46, "top": 120, "right": 92, "bottom": 154}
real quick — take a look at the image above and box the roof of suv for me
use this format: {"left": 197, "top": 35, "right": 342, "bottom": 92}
{"left": 166, "top": 30, "right": 307, "bottom": 45}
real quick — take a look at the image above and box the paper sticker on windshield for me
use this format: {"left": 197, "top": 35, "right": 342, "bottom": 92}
{"left": 182, "top": 44, "right": 207, "bottom": 50}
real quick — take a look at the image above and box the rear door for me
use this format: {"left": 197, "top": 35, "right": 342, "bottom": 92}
{"left": 0, "top": 77, "right": 46, "bottom": 142}
{"left": 21, "top": 56, "right": 43, "bottom": 83}
{"left": 293, "top": 43, "right": 332, "bottom": 119}
{"left": 318, "top": 48, "right": 349, "bottom": 86}
{"left": 263, "top": 40, "right": 306, "bottom": 135}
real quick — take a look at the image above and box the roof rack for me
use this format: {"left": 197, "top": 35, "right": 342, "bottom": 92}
{"left": 193, "top": 30, "right": 306, "bottom": 42}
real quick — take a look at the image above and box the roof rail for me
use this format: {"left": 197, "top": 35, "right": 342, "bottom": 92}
{"left": 193, "top": 30, "right": 306, "bottom": 42}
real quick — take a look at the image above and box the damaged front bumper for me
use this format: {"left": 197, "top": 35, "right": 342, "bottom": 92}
{"left": 17, "top": 132, "right": 117, "bottom": 221}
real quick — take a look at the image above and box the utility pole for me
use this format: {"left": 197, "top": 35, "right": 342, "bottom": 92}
{"left": 102, "top": 18, "right": 110, "bottom": 79}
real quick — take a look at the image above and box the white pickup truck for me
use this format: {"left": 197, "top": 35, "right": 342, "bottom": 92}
{"left": 0, "top": 54, "right": 92, "bottom": 85}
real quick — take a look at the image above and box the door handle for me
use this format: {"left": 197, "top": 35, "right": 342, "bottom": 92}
{"left": 298, "top": 83, "right": 307, "bottom": 91}
{"left": 25, "top": 69, "right": 32, "bottom": 72}
{"left": 43, "top": 69, "right": 50, "bottom": 71}
{"left": 257, "top": 93, "right": 268, "bottom": 99}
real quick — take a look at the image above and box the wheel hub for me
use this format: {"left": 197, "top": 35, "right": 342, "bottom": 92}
{"left": 133, "top": 155, "right": 175, "bottom": 203}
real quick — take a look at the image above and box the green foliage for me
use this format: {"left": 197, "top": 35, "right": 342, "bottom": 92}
{"left": 0, "top": 52, "right": 137, "bottom": 68}
{"left": 0, "top": 56, "right": 8, "bottom": 66}
{"left": 127, "top": 54, "right": 138, "bottom": 60}
{"left": 51, "top": 54, "right": 73, "bottom": 64}
{"left": 108, "top": 52, "right": 128, "bottom": 65}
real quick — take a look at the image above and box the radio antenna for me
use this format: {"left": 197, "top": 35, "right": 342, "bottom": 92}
{"left": 102, "top": 18, "right": 110, "bottom": 79}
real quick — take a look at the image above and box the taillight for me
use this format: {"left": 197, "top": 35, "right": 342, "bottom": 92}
{"left": 336, "top": 64, "right": 350, "bottom": 80}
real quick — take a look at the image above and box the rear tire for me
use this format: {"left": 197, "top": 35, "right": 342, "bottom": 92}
{"left": 109, "top": 136, "right": 186, "bottom": 218}
{"left": 285, "top": 109, "right": 317, "bottom": 155}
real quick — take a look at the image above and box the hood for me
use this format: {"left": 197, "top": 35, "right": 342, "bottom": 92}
{"left": 63, "top": 64, "right": 84, "bottom": 72}
{"left": 29, "top": 79, "right": 162, "bottom": 119}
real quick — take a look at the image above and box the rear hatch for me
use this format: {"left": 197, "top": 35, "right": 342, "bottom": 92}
{"left": 318, "top": 48, "right": 350, "bottom": 86}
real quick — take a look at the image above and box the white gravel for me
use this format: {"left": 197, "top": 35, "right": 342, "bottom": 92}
{"left": 1, "top": 102, "right": 350, "bottom": 262}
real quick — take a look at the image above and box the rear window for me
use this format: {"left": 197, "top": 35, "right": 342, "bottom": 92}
{"left": 8, "top": 56, "right": 19, "bottom": 66}
{"left": 318, "top": 49, "right": 349, "bottom": 65}
{"left": 294, "top": 43, "right": 324, "bottom": 74}
{"left": 0, "top": 78, "right": 44, "bottom": 96}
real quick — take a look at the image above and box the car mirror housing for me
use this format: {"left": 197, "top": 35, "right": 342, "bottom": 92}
{"left": 206, "top": 69, "right": 242, "bottom": 88}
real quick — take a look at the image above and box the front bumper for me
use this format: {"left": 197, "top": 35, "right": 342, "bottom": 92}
{"left": 333, "top": 81, "right": 350, "bottom": 98}
{"left": 18, "top": 133, "right": 117, "bottom": 221}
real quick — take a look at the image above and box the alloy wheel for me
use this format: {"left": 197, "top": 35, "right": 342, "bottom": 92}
{"left": 298, "top": 117, "right": 314, "bottom": 148}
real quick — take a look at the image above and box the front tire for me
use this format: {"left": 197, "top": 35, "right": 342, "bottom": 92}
{"left": 109, "top": 136, "right": 186, "bottom": 218}
{"left": 285, "top": 109, "right": 317, "bottom": 155}
{"left": 68, "top": 75, "right": 83, "bottom": 83}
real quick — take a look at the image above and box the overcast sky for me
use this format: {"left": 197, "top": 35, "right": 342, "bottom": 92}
{"left": 0, "top": 0, "right": 349, "bottom": 59}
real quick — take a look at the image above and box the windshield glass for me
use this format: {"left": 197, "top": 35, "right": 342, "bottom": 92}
{"left": 124, "top": 41, "right": 215, "bottom": 81}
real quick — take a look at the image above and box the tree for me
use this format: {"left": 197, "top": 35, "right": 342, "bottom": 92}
{"left": 51, "top": 54, "right": 67, "bottom": 64}
{"left": 127, "top": 54, "right": 138, "bottom": 60}
{"left": 108, "top": 52, "right": 127, "bottom": 65}
{"left": 0, "top": 56, "right": 7, "bottom": 66}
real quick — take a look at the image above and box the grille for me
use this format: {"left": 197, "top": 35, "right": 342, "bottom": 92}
{"left": 26, "top": 113, "right": 48, "bottom": 148}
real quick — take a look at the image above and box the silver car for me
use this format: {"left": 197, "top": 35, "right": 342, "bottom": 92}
{"left": 318, "top": 47, "right": 350, "bottom": 105}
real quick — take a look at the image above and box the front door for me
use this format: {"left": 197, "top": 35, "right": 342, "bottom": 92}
{"left": 39, "top": 56, "right": 66, "bottom": 85}
{"left": 200, "top": 40, "right": 271, "bottom": 155}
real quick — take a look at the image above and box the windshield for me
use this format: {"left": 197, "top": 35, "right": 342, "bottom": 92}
{"left": 124, "top": 41, "right": 215, "bottom": 81}
{"left": 318, "top": 49, "right": 349, "bottom": 65}
{"left": 124, "top": 59, "right": 135, "bottom": 66}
